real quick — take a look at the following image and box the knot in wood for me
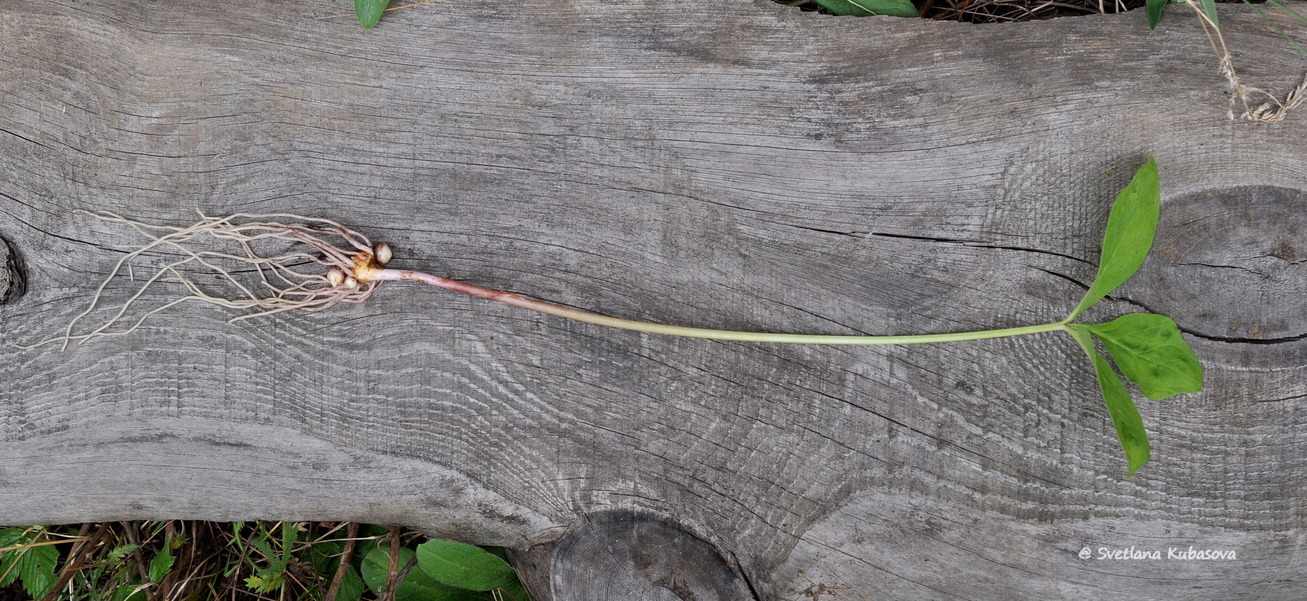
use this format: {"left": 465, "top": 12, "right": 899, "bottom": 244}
{"left": 1, "top": 235, "right": 25, "bottom": 304}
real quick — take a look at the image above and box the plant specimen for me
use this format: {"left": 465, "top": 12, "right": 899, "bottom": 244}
{"left": 24, "top": 158, "right": 1200, "bottom": 474}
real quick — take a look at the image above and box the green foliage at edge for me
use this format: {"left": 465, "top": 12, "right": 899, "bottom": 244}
{"left": 1, "top": 529, "right": 58, "bottom": 599}
{"left": 415, "top": 539, "right": 517, "bottom": 592}
{"left": 0, "top": 528, "right": 24, "bottom": 588}
{"left": 147, "top": 547, "right": 176, "bottom": 583}
{"left": 1147, "top": 0, "right": 1218, "bottom": 30}
{"left": 356, "top": 0, "right": 390, "bottom": 30}
{"left": 1201, "top": 0, "right": 1219, "bottom": 26}
{"left": 811, "top": 0, "right": 919, "bottom": 18}
{"left": 361, "top": 545, "right": 478, "bottom": 601}
{"left": 1, "top": 523, "right": 530, "bottom": 601}
{"left": 1146, "top": 0, "right": 1171, "bottom": 29}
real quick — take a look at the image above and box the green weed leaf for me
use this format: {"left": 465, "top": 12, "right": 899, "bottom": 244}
{"left": 107, "top": 544, "right": 140, "bottom": 563}
{"left": 361, "top": 546, "right": 474, "bottom": 601}
{"left": 415, "top": 539, "right": 516, "bottom": 592}
{"left": 811, "top": 0, "right": 919, "bottom": 17}
{"left": 1068, "top": 327, "right": 1151, "bottom": 476}
{"left": 244, "top": 571, "right": 285, "bottom": 594}
{"left": 356, "top": 0, "right": 390, "bottom": 30}
{"left": 335, "top": 566, "right": 367, "bottom": 601}
{"left": 0, "top": 528, "right": 22, "bottom": 547}
{"left": 1067, "top": 157, "right": 1161, "bottom": 321}
{"left": 17, "top": 543, "right": 59, "bottom": 599}
{"left": 148, "top": 548, "right": 176, "bottom": 583}
{"left": 1081, "top": 313, "right": 1203, "bottom": 400}
{"left": 0, "top": 528, "right": 26, "bottom": 587}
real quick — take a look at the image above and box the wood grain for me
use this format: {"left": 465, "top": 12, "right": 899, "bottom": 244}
{"left": 1, "top": 1, "right": 1305, "bottom": 598}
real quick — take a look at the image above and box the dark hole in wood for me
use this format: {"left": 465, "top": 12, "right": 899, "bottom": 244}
{"left": 551, "top": 511, "right": 757, "bottom": 601}
{"left": 1, "top": 234, "right": 25, "bottom": 304}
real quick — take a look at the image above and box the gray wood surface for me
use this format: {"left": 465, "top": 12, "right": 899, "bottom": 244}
{"left": 2, "top": 0, "right": 1306, "bottom": 599}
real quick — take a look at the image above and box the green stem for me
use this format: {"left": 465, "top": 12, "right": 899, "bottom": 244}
{"left": 374, "top": 268, "right": 1070, "bottom": 345}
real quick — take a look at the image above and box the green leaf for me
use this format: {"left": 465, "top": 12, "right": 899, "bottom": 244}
{"left": 0, "top": 528, "right": 23, "bottom": 547}
{"left": 277, "top": 523, "right": 299, "bottom": 572}
{"left": 1067, "top": 157, "right": 1161, "bottom": 321}
{"left": 245, "top": 572, "right": 285, "bottom": 594}
{"left": 0, "top": 528, "right": 26, "bottom": 588}
{"left": 356, "top": 0, "right": 390, "bottom": 30}
{"left": 1081, "top": 313, "right": 1203, "bottom": 400}
{"left": 361, "top": 546, "right": 476, "bottom": 601}
{"left": 416, "top": 539, "right": 516, "bottom": 592}
{"left": 1200, "top": 0, "right": 1219, "bottom": 27}
{"left": 1068, "top": 327, "right": 1151, "bottom": 476}
{"left": 18, "top": 543, "right": 59, "bottom": 599}
{"left": 107, "top": 543, "right": 140, "bottom": 563}
{"left": 334, "top": 565, "right": 367, "bottom": 601}
{"left": 148, "top": 547, "right": 176, "bottom": 583}
{"left": 305, "top": 541, "right": 366, "bottom": 601}
{"left": 1146, "top": 0, "right": 1168, "bottom": 29}
{"left": 307, "top": 541, "right": 343, "bottom": 575}
{"left": 811, "top": 0, "right": 919, "bottom": 17}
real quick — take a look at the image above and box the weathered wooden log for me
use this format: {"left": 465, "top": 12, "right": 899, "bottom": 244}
{"left": 1, "top": 0, "right": 1305, "bottom": 598}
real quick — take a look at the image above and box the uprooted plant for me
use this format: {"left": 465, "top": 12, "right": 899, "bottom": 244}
{"left": 23, "top": 158, "right": 1201, "bottom": 475}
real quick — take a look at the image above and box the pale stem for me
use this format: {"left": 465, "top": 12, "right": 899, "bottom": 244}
{"left": 371, "top": 268, "right": 1070, "bottom": 345}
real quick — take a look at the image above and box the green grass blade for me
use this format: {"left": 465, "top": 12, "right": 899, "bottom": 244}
{"left": 356, "top": 0, "right": 390, "bottom": 30}
{"left": 1266, "top": 0, "right": 1307, "bottom": 23}
{"left": 1246, "top": 0, "right": 1307, "bottom": 56}
{"left": 1066, "top": 158, "right": 1161, "bottom": 321}
{"left": 1082, "top": 313, "right": 1203, "bottom": 400}
{"left": 811, "top": 0, "right": 918, "bottom": 17}
{"left": 1068, "top": 327, "right": 1151, "bottom": 476}
{"left": 1199, "top": 0, "right": 1219, "bottom": 27}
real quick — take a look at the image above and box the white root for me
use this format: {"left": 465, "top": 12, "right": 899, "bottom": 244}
{"left": 21, "top": 210, "right": 388, "bottom": 350}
